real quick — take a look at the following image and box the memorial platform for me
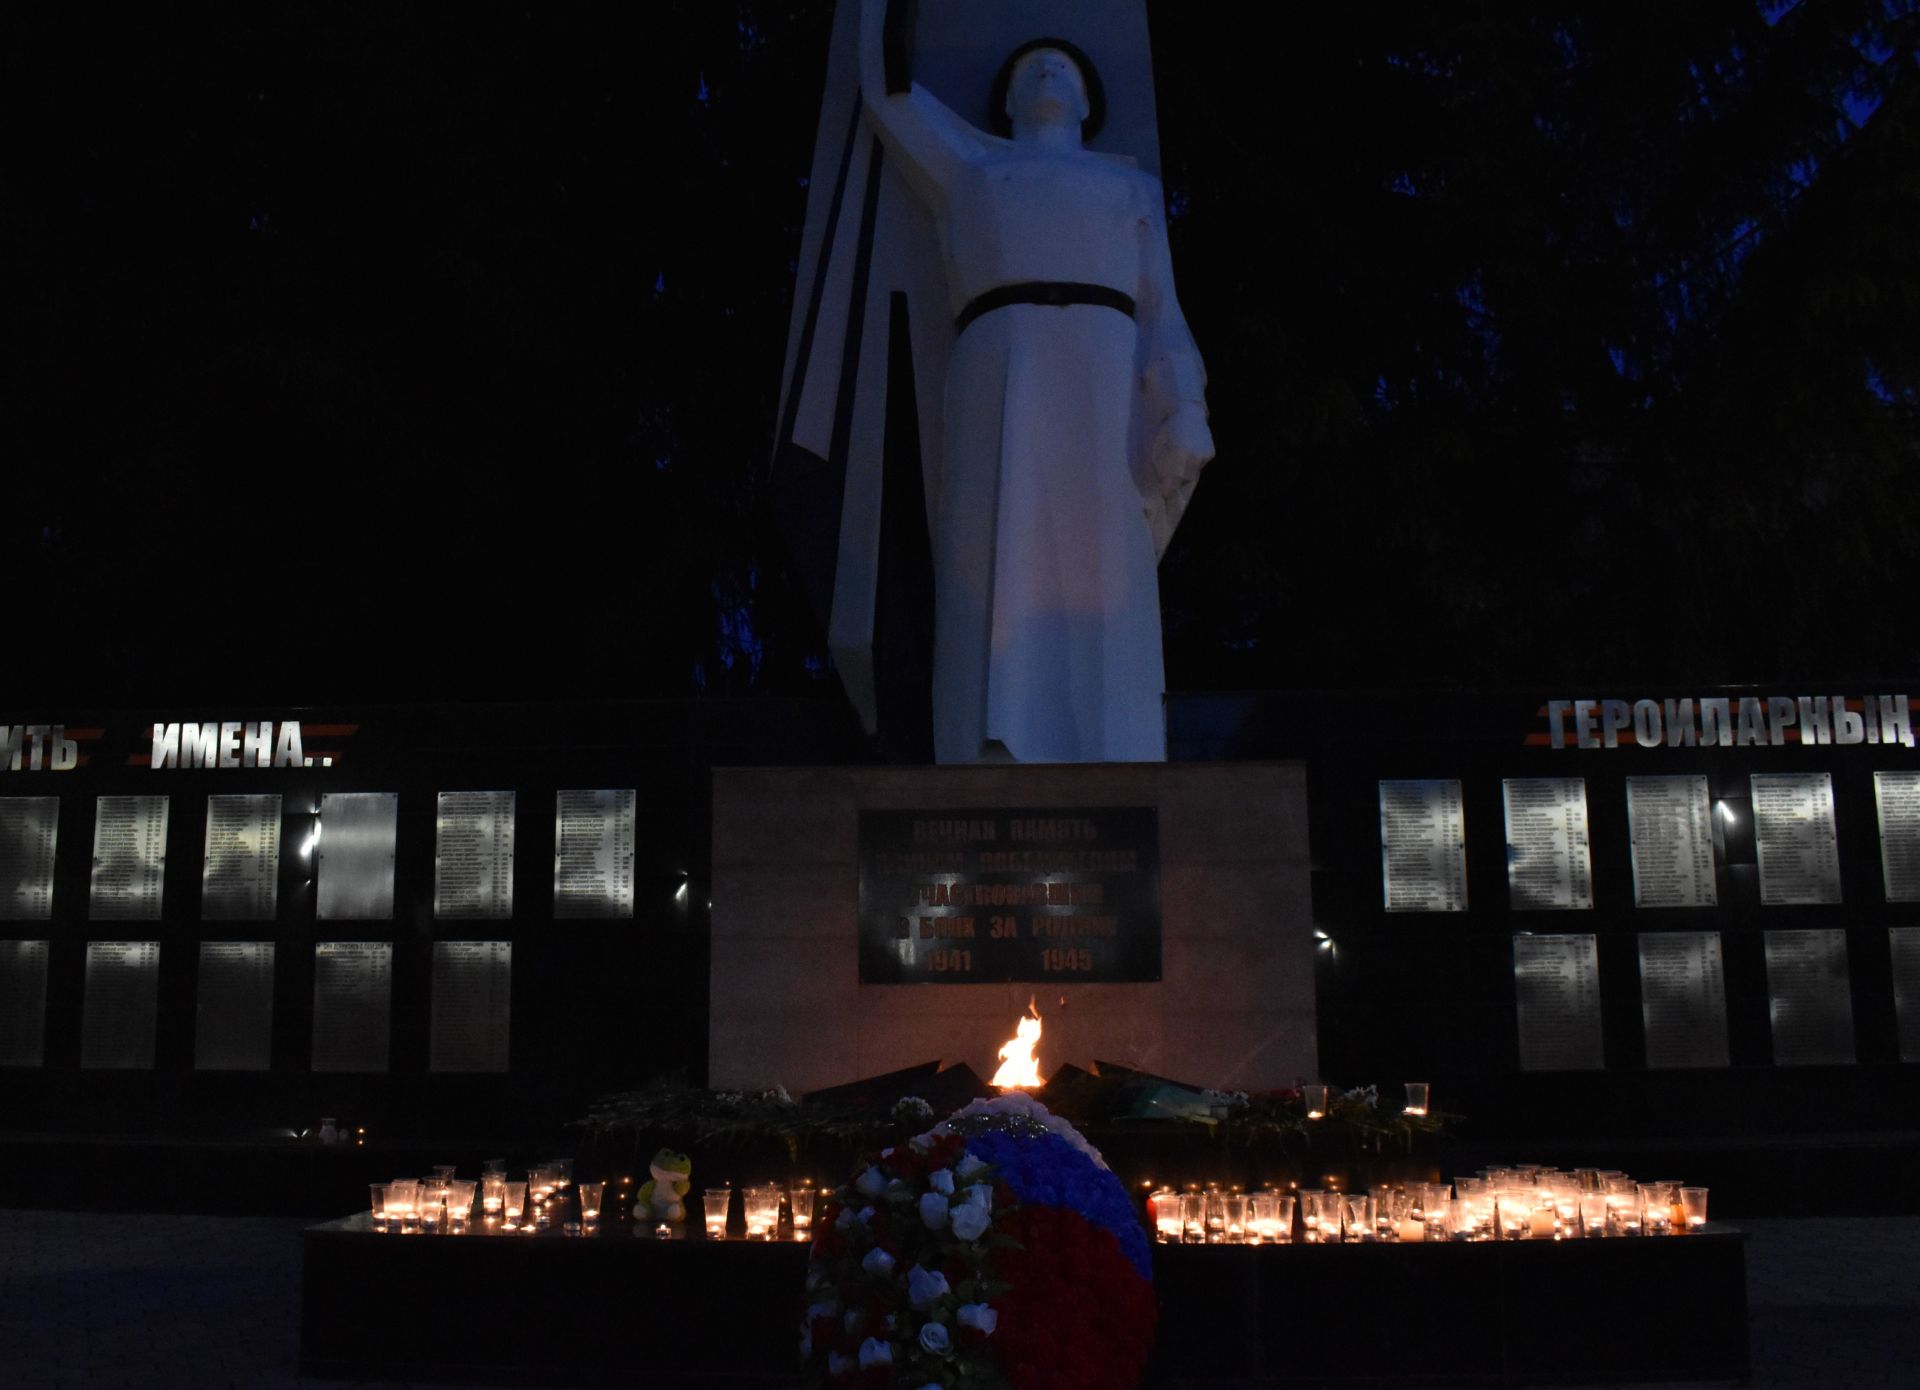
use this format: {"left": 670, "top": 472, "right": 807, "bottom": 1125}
{"left": 300, "top": 1216, "right": 1749, "bottom": 1387}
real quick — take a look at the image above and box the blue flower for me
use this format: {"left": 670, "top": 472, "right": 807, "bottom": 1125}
{"left": 963, "top": 1131, "right": 1153, "bottom": 1280}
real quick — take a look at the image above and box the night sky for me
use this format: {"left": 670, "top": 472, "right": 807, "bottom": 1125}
{"left": 8, "top": 2, "right": 1918, "bottom": 713}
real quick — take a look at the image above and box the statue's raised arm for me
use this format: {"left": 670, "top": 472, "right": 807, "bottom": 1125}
{"left": 857, "top": 0, "right": 985, "bottom": 211}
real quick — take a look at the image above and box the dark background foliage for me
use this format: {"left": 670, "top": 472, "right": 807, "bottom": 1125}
{"left": 6, "top": 2, "right": 1916, "bottom": 713}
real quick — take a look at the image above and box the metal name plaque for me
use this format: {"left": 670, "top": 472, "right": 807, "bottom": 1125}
{"left": 553, "top": 789, "right": 637, "bottom": 919}
{"left": 310, "top": 942, "right": 392, "bottom": 1073}
{"left": 0, "top": 797, "right": 59, "bottom": 921}
{"left": 857, "top": 808, "right": 1161, "bottom": 984}
{"left": 1379, "top": 779, "right": 1468, "bottom": 913}
{"left": 1750, "top": 773, "right": 1841, "bottom": 906}
{"left": 81, "top": 941, "right": 161, "bottom": 1070}
{"left": 1873, "top": 772, "right": 1920, "bottom": 902}
{"left": 1503, "top": 778, "right": 1593, "bottom": 910}
{"left": 435, "top": 791, "right": 516, "bottom": 919}
{"left": 1763, "top": 929, "right": 1856, "bottom": 1066}
{"left": 429, "top": 941, "right": 512, "bottom": 1073}
{"left": 316, "top": 792, "right": 399, "bottom": 921}
{"left": 1891, "top": 927, "right": 1920, "bottom": 1063}
{"left": 90, "top": 795, "right": 169, "bottom": 920}
{"left": 0, "top": 940, "right": 50, "bottom": 1067}
{"left": 202, "top": 794, "right": 282, "bottom": 921}
{"left": 1512, "top": 934, "right": 1604, "bottom": 1071}
{"left": 194, "top": 941, "right": 276, "bottom": 1071}
{"left": 1626, "top": 776, "right": 1717, "bottom": 908}
{"left": 1638, "top": 932, "right": 1731, "bottom": 1069}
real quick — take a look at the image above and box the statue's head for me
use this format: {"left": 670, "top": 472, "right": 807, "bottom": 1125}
{"left": 991, "top": 37, "right": 1105, "bottom": 143}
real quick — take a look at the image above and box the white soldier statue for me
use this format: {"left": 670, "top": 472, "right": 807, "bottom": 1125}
{"left": 774, "top": 0, "right": 1213, "bottom": 764}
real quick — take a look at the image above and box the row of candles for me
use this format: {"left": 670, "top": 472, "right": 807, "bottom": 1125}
{"left": 697, "top": 1182, "right": 819, "bottom": 1241}
{"left": 371, "top": 1161, "right": 607, "bottom": 1234}
{"left": 1148, "top": 1168, "right": 1710, "bottom": 1244}
{"left": 366, "top": 1164, "right": 825, "bottom": 1241}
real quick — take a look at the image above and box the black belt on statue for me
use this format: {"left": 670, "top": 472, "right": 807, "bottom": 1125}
{"left": 954, "top": 282, "right": 1137, "bottom": 337}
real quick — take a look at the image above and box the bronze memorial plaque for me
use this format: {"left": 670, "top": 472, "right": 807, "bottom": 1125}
{"left": 857, "top": 808, "right": 1161, "bottom": 984}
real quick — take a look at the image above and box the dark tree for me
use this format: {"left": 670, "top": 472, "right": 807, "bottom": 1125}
{"left": 4, "top": 2, "right": 1916, "bottom": 711}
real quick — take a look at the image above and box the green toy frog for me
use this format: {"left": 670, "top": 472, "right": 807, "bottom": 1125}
{"left": 634, "top": 1149, "right": 692, "bottom": 1222}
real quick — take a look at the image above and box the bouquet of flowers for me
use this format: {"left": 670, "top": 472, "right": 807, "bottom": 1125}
{"left": 802, "top": 1092, "right": 1156, "bottom": 1390}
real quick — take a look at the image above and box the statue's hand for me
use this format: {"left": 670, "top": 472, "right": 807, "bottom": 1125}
{"left": 1150, "top": 405, "right": 1214, "bottom": 491}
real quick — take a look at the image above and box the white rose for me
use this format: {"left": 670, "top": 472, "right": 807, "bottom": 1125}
{"left": 835, "top": 1206, "right": 857, "bottom": 1232}
{"left": 855, "top": 1166, "right": 887, "bottom": 1198}
{"left": 965, "top": 1183, "right": 993, "bottom": 1212}
{"left": 907, "top": 1265, "right": 950, "bottom": 1310}
{"left": 956, "top": 1302, "right": 998, "bottom": 1336}
{"left": 918, "top": 1192, "right": 949, "bottom": 1230}
{"left": 799, "top": 1328, "right": 812, "bottom": 1359}
{"left": 828, "top": 1352, "right": 855, "bottom": 1377}
{"left": 806, "top": 1300, "right": 839, "bottom": 1321}
{"left": 949, "top": 1203, "right": 990, "bottom": 1241}
{"left": 928, "top": 1167, "right": 955, "bottom": 1195}
{"left": 886, "top": 1179, "right": 915, "bottom": 1204}
{"left": 858, "top": 1336, "right": 894, "bottom": 1369}
{"left": 861, "top": 1246, "right": 896, "bottom": 1277}
{"left": 844, "top": 1309, "right": 864, "bottom": 1337}
{"left": 909, "top": 1132, "right": 933, "bottom": 1152}
{"left": 919, "top": 1321, "right": 951, "bottom": 1355}
{"left": 857, "top": 1205, "right": 876, "bottom": 1224}
{"left": 956, "top": 1154, "right": 988, "bottom": 1182}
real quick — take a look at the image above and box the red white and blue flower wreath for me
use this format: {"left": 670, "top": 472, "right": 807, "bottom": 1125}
{"left": 803, "top": 1092, "right": 1156, "bottom": 1390}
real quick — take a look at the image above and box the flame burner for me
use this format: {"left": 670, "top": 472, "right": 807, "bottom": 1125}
{"left": 990, "top": 996, "right": 1045, "bottom": 1089}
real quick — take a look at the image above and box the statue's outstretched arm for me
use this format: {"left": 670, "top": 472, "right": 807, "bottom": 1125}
{"left": 858, "top": 0, "right": 979, "bottom": 209}
{"left": 1136, "top": 185, "right": 1214, "bottom": 554}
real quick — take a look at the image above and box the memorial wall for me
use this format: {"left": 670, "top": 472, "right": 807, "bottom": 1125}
{"left": 1169, "top": 688, "right": 1920, "bottom": 1140}
{"left": 0, "top": 703, "right": 854, "bottom": 1136}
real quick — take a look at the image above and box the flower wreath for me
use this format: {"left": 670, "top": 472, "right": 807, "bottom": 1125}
{"left": 803, "top": 1093, "right": 1155, "bottom": 1390}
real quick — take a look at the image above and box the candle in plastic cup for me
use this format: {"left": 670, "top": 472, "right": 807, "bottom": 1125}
{"left": 1638, "top": 1183, "right": 1672, "bottom": 1235}
{"left": 1303, "top": 1084, "right": 1329, "bottom": 1120}
{"left": 788, "top": 1182, "right": 817, "bottom": 1240}
{"left": 386, "top": 1179, "right": 420, "bottom": 1233}
{"left": 1222, "top": 1192, "right": 1248, "bottom": 1243}
{"left": 703, "top": 1187, "right": 733, "bottom": 1240}
{"left": 503, "top": 1181, "right": 526, "bottom": 1229}
{"left": 1343, "top": 1194, "right": 1371, "bottom": 1242}
{"left": 1179, "top": 1191, "right": 1206, "bottom": 1244}
{"left": 743, "top": 1185, "right": 780, "bottom": 1240}
{"left": 446, "top": 1180, "right": 475, "bottom": 1230}
{"left": 1149, "top": 1188, "right": 1181, "bottom": 1244}
{"left": 1681, "top": 1186, "right": 1709, "bottom": 1231}
{"left": 1403, "top": 1082, "right": 1429, "bottom": 1117}
{"left": 578, "top": 1181, "right": 605, "bottom": 1225}
{"left": 1203, "top": 1189, "right": 1228, "bottom": 1243}
{"left": 481, "top": 1174, "right": 506, "bottom": 1223}
{"left": 1244, "top": 1191, "right": 1275, "bottom": 1243}
{"left": 1270, "top": 1193, "right": 1296, "bottom": 1244}
{"left": 369, "top": 1183, "right": 389, "bottom": 1232}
